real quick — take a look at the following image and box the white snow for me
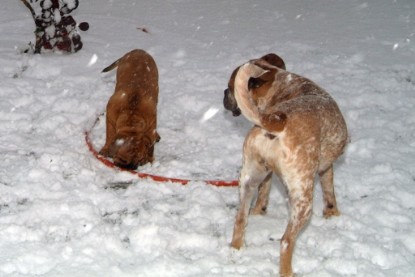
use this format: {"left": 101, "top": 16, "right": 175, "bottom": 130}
{"left": 1, "top": 0, "right": 414, "bottom": 276}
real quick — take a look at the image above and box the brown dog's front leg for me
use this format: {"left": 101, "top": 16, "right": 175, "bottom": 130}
{"left": 99, "top": 116, "right": 116, "bottom": 157}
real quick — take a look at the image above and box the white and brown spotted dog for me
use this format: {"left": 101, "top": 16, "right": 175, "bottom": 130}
{"left": 224, "top": 54, "right": 348, "bottom": 277}
{"left": 99, "top": 49, "right": 160, "bottom": 170}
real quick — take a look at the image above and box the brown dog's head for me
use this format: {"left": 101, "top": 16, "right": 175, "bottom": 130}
{"left": 223, "top": 53, "right": 285, "bottom": 116}
{"left": 109, "top": 132, "right": 160, "bottom": 170}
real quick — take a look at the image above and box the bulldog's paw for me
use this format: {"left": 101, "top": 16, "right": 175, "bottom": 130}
{"left": 323, "top": 206, "right": 340, "bottom": 219}
{"left": 251, "top": 205, "right": 267, "bottom": 215}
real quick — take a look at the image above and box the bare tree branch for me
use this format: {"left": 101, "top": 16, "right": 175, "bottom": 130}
{"left": 20, "top": 0, "right": 36, "bottom": 21}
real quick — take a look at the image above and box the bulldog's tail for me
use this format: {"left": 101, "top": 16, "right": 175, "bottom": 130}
{"left": 101, "top": 58, "right": 121, "bottom": 73}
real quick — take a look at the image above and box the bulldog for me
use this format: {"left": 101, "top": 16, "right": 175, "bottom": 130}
{"left": 224, "top": 54, "right": 348, "bottom": 277}
{"left": 99, "top": 49, "right": 160, "bottom": 170}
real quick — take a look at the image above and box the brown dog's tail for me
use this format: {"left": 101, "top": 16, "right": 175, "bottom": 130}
{"left": 101, "top": 58, "right": 121, "bottom": 73}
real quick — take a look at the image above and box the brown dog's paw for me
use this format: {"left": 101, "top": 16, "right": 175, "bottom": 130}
{"left": 99, "top": 147, "right": 110, "bottom": 157}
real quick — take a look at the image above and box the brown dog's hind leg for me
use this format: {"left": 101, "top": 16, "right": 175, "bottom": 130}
{"left": 231, "top": 162, "right": 270, "bottom": 249}
{"left": 319, "top": 166, "right": 340, "bottom": 218}
{"left": 251, "top": 173, "right": 272, "bottom": 215}
{"left": 280, "top": 177, "right": 313, "bottom": 277}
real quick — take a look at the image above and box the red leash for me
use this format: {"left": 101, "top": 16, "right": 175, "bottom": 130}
{"left": 84, "top": 117, "right": 239, "bottom": 187}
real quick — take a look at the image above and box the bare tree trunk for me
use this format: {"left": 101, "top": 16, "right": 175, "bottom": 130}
{"left": 20, "top": 0, "right": 43, "bottom": 53}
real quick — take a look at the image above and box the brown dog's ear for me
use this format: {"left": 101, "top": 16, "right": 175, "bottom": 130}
{"left": 260, "top": 53, "right": 286, "bottom": 70}
{"left": 154, "top": 131, "right": 161, "bottom": 143}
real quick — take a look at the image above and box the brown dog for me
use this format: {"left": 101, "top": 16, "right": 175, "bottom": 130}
{"left": 99, "top": 49, "right": 160, "bottom": 170}
{"left": 224, "top": 54, "right": 348, "bottom": 277}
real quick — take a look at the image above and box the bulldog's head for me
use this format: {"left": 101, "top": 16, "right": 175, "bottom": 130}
{"left": 223, "top": 53, "right": 285, "bottom": 117}
{"left": 109, "top": 132, "right": 160, "bottom": 170}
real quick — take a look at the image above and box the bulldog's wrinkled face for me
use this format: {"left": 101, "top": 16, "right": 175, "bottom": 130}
{"left": 223, "top": 67, "right": 241, "bottom": 116}
{"left": 223, "top": 53, "right": 285, "bottom": 117}
{"left": 109, "top": 135, "right": 155, "bottom": 170}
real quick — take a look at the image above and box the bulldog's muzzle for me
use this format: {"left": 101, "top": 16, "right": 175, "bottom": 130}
{"left": 223, "top": 88, "right": 241, "bottom": 116}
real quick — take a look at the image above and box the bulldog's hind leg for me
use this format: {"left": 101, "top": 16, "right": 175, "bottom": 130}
{"left": 251, "top": 173, "right": 272, "bottom": 215}
{"left": 319, "top": 165, "right": 340, "bottom": 218}
{"left": 280, "top": 175, "right": 313, "bottom": 277}
{"left": 231, "top": 159, "right": 270, "bottom": 249}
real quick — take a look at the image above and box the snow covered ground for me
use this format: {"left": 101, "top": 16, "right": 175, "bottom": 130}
{"left": 1, "top": 0, "right": 414, "bottom": 276}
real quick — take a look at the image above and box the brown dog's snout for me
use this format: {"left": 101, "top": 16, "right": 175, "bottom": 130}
{"left": 114, "top": 156, "right": 137, "bottom": 170}
{"left": 114, "top": 153, "right": 141, "bottom": 170}
{"left": 115, "top": 161, "right": 138, "bottom": 170}
{"left": 117, "top": 157, "right": 129, "bottom": 166}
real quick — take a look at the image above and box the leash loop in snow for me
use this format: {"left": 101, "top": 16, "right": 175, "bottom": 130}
{"left": 85, "top": 116, "right": 239, "bottom": 187}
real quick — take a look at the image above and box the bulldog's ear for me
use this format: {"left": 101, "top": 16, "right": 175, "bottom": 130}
{"left": 260, "top": 53, "right": 286, "bottom": 70}
{"left": 237, "top": 63, "right": 272, "bottom": 91}
{"left": 248, "top": 77, "right": 266, "bottom": 90}
{"left": 248, "top": 69, "right": 275, "bottom": 90}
